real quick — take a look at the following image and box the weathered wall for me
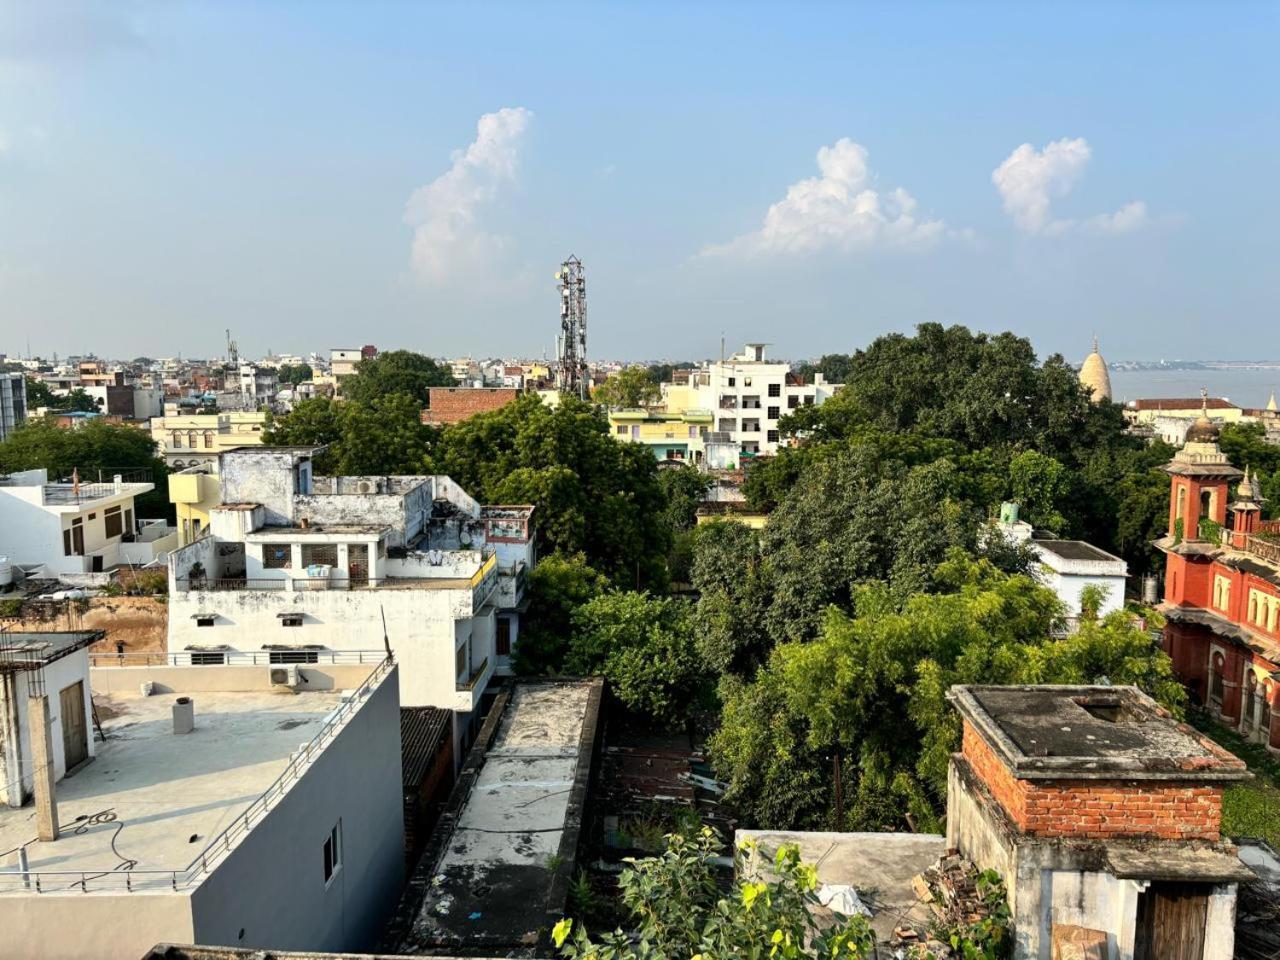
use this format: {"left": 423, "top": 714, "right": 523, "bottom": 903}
{"left": 220, "top": 451, "right": 301, "bottom": 525}
{"left": 167, "top": 587, "right": 491, "bottom": 711}
{"left": 0, "top": 649, "right": 94, "bottom": 804}
{"left": 188, "top": 666, "right": 404, "bottom": 953}
{"left": 2, "top": 596, "right": 169, "bottom": 655}
{"left": 89, "top": 663, "right": 378, "bottom": 694}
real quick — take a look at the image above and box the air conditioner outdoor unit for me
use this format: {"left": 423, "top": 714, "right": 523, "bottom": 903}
{"left": 269, "top": 665, "right": 301, "bottom": 688}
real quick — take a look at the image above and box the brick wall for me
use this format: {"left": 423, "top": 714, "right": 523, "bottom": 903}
{"left": 962, "top": 721, "right": 1223, "bottom": 842}
{"left": 422, "top": 388, "right": 519, "bottom": 426}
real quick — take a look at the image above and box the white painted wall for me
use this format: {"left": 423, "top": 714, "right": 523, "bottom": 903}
{"left": 1039, "top": 570, "right": 1127, "bottom": 619}
{"left": 188, "top": 665, "right": 404, "bottom": 953}
{"left": 0, "top": 649, "right": 94, "bottom": 806}
{"left": 0, "top": 484, "right": 144, "bottom": 576}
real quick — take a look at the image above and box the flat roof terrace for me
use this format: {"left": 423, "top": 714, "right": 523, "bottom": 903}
{"left": 0, "top": 676, "right": 376, "bottom": 893}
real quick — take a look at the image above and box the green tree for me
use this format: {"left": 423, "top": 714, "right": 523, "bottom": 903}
{"left": 592, "top": 366, "right": 661, "bottom": 409}
{"left": 795, "top": 353, "right": 854, "bottom": 384}
{"left": 657, "top": 465, "right": 711, "bottom": 534}
{"left": 555, "top": 830, "right": 875, "bottom": 960}
{"left": 1008, "top": 449, "right": 1069, "bottom": 532}
{"left": 277, "top": 363, "right": 313, "bottom": 385}
{"left": 428, "top": 395, "right": 671, "bottom": 586}
{"left": 710, "top": 552, "right": 1185, "bottom": 832}
{"left": 341, "top": 350, "right": 455, "bottom": 406}
{"left": 262, "top": 393, "right": 433, "bottom": 475}
{"left": 0, "top": 419, "right": 171, "bottom": 518}
{"left": 690, "top": 520, "right": 772, "bottom": 675}
{"left": 645, "top": 361, "right": 696, "bottom": 388}
{"left": 512, "top": 553, "right": 609, "bottom": 675}
{"left": 565, "top": 591, "right": 704, "bottom": 725}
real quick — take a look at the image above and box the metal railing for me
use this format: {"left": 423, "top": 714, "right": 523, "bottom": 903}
{"left": 0, "top": 655, "right": 395, "bottom": 893}
{"left": 89, "top": 649, "right": 387, "bottom": 668}
{"left": 457, "top": 656, "right": 488, "bottom": 692}
{"left": 174, "top": 573, "right": 490, "bottom": 593}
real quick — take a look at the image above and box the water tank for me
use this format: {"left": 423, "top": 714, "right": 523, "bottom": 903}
{"left": 0, "top": 557, "right": 12, "bottom": 587}
{"left": 999, "top": 502, "right": 1020, "bottom": 525}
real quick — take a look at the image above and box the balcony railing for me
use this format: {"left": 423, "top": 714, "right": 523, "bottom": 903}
{"left": 457, "top": 656, "right": 488, "bottom": 692}
{"left": 0, "top": 655, "right": 394, "bottom": 894}
{"left": 1242, "top": 534, "right": 1280, "bottom": 567}
{"left": 89, "top": 649, "right": 387, "bottom": 668}
{"left": 174, "top": 572, "right": 491, "bottom": 593}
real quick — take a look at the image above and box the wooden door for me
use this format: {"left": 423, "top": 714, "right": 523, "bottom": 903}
{"left": 59, "top": 682, "right": 89, "bottom": 770}
{"left": 1134, "top": 882, "right": 1208, "bottom": 960}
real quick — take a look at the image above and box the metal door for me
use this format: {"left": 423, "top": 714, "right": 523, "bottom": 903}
{"left": 349, "top": 544, "right": 369, "bottom": 583}
{"left": 59, "top": 682, "right": 89, "bottom": 770}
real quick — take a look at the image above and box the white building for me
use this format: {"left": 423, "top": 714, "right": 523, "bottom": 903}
{"left": 0, "top": 636, "right": 403, "bottom": 960}
{"left": 0, "top": 468, "right": 172, "bottom": 579}
{"left": 1, "top": 371, "right": 27, "bottom": 441}
{"left": 329, "top": 348, "right": 361, "bottom": 380}
{"left": 238, "top": 364, "right": 279, "bottom": 409}
{"left": 165, "top": 447, "right": 535, "bottom": 756}
{"left": 667, "top": 343, "right": 839, "bottom": 457}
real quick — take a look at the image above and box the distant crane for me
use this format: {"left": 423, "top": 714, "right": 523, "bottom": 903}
{"left": 555, "top": 256, "right": 588, "bottom": 400}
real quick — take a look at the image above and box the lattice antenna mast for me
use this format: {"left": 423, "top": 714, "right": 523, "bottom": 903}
{"left": 556, "top": 256, "right": 588, "bottom": 400}
{"left": 226, "top": 328, "right": 239, "bottom": 366}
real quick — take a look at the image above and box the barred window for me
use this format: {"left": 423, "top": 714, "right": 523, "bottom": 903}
{"left": 263, "top": 544, "right": 292, "bottom": 569}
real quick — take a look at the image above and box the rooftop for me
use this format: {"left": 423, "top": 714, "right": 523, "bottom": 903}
{"left": 1033, "top": 539, "right": 1126, "bottom": 566}
{"left": 0, "top": 630, "right": 103, "bottom": 671}
{"left": 0, "top": 661, "right": 391, "bottom": 893}
{"left": 394, "top": 678, "right": 603, "bottom": 953}
{"left": 1133, "top": 397, "right": 1240, "bottom": 411}
{"left": 950, "top": 684, "right": 1251, "bottom": 781}
{"left": 400, "top": 706, "right": 451, "bottom": 789}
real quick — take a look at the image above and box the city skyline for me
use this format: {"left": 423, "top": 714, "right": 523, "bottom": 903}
{"left": 1, "top": 2, "right": 1276, "bottom": 361}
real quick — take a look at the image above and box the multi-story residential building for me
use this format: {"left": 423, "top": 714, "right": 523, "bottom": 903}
{"left": 0, "top": 629, "right": 403, "bottom": 960}
{"left": 662, "top": 343, "right": 838, "bottom": 457}
{"left": 81, "top": 383, "right": 166, "bottom": 421}
{"left": 238, "top": 363, "right": 279, "bottom": 409}
{"left": 164, "top": 447, "right": 535, "bottom": 756}
{"left": 168, "top": 465, "right": 222, "bottom": 546}
{"left": 607, "top": 408, "right": 714, "bottom": 462}
{"left": 150, "top": 412, "right": 268, "bottom": 470}
{"left": 1155, "top": 403, "right": 1280, "bottom": 753}
{"left": 330, "top": 348, "right": 361, "bottom": 379}
{"left": 0, "top": 468, "right": 170, "bottom": 577}
{"left": 76, "top": 360, "right": 122, "bottom": 388}
{"left": 0, "top": 371, "right": 26, "bottom": 441}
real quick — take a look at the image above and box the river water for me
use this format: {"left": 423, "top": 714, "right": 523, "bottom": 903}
{"left": 1107, "top": 368, "right": 1280, "bottom": 410}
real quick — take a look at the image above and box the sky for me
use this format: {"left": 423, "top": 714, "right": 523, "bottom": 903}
{"left": 0, "top": 1, "right": 1276, "bottom": 364}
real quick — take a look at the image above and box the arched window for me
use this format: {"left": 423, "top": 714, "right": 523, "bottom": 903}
{"left": 1242, "top": 672, "right": 1258, "bottom": 731}
{"left": 1176, "top": 485, "right": 1186, "bottom": 520}
{"left": 1209, "top": 652, "right": 1225, "bottom": 706}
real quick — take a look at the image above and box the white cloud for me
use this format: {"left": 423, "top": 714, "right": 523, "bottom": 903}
{"left": 403, "top": 106, "right": 533, "bottom": 284}
{"left": 702, "top": 138, "right": 947, "bottom": 257}
{"left": 992, "top": 137, "right": 1146, "bottom": 235}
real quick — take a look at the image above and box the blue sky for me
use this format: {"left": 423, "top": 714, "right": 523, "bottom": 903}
{"left": 0, "top": 1, "right": 1276, "bottom": 363}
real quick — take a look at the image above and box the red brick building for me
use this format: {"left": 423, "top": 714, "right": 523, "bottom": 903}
{"left": 421, "top": 387, "right": 520, "bottom": 427}
{"left": 1155, "top": 402, "right": 1280, "bottom": 753}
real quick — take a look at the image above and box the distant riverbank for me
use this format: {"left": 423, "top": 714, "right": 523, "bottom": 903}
{"left": 1108, "top": 368, "right": 1279, "bottom": 409}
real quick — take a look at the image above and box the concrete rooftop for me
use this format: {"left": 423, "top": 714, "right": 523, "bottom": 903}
{"left": 951, "top": 685, "right": 1250, "bottom": 781}
{"left": 736, "top": 830, "right": 946, "bottom": 947}
{"left": 0, "top": 686, "right": 347, "bottom": 889}
{"left": 398, "top": 679, "right": 601, "bottom": 953}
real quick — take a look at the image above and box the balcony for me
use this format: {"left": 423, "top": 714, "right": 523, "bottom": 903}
{"left": 1242, "top": 534, "right": 1280, "bottom": 567}
{"left": 457, "top": 656, "right": 489, "bottom": 692}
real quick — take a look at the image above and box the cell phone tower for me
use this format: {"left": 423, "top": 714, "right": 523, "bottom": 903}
{"left": 556, "top": 256, "right": 588, "bottom": 400}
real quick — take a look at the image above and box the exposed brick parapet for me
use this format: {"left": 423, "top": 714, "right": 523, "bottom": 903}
{"left": 961, "top": 720, "right": 1223, "bottom": 842}
{"left": 422, "top": 388, "right": 520, "bottom": 426}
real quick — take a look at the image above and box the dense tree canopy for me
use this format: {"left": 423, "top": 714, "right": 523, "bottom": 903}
{"left": 277, "top": 363, "right": 313, "bottom": 385}
{"left": 1221, "top": 422, "right": 1280, "bottom": 518}
{"left": 341, "top": 350, "right": 455, "bottom": 405}
{"left": 262, "top": 394, "right": 433, "bottom": 475}
{"left": 710, "top": 553, "right": 1185, "bottom": 832}
{"left": 427, "top": 395, "right": 671, "bottom": 586}
{"left": 0, "top": 419, "right": 171, "bottom": 518}
{"left": 592, "top": 366, "right": 661, "bottom": 409}
{"left": 794, "top": 353, "right": 854, "bottom": 385}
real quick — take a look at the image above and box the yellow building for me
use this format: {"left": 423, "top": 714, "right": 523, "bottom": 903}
{"left": 150, "top": 411, "right": 268, "bottom": 470}
{"left": 168, "top": 466, "right": 222, "bottom": 546}
{"left": 608, "top": 408, "right": 714, "bottom": 463}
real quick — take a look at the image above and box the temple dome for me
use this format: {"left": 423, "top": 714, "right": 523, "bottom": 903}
{"left": 1185, "top": 389, "right": 1220, "bottom": 444}
{"left": 1078, "top": 338, "right": 1112, "bottom": 403}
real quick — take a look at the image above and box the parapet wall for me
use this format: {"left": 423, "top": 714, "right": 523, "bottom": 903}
{"left": 962, "top": 722, "right": 1223, "bottom": 842}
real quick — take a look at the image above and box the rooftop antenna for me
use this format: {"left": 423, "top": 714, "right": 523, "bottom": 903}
{"left": 555, "top": 256, "right": 588, "bottom": 400}
{"left": 225, "top": 329, "right": 238, "bottom": 366}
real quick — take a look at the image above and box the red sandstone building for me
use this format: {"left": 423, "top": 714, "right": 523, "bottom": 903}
{"left": 1154, "top": 402, "right": 1280, "bottom": 753}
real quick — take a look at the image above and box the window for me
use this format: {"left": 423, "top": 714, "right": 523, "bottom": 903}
{"left": 727, "top": 377, "right": 735, "bottom": 387}
{"left": 124, "top": 508, "right": 133, "bottom": 533}
{"left": 496, "top": 618, "right": 511, "bottom": 656}
{"left": 768, "top": 383, "right": 781, "bottom": 397}
{"left": 787, "top": 396, "right": 799, "bottom": 409}
{"left": 269, "top": 645, "right": 316, "bottom": 661}
{"left": 456, "top": 644, "right": 468, "bottom": 679}
{"left": 744, "top": 377, "right": 752, "bottom": 387}
{"left": 203, "top": 431, "right": 213, "bottom": 449}
{"left": 616, "top": 425, "right": 627, "bottom": 436}
{"left": 323, "top": 821, "right": 342, "bottom": 886}
{"left": 632, "top": 425, "right": 640, "bottom": 439}
{"left": 1213, "top": 575, "right": 1232, "bottom": 613}
{"left": 64, "top": 518, "right": 85, "bottom": 557}
{"left": 767, "top": 430, "right": 779, "bottom": 443}
{"left": 172, "top": 432, "right": 183, "bottom": 449}
{"left": 803, "top": 396, "right": 814, "bottom": 405}
{"left": 767, "top": 406, "right": 780, "bottom": 420}
{"left": 278, "top": 615, "right": 305, "bottom": 629}
{"left": 191, "top": 650, "right": 224, "bottom": 664}
{"left": 1209, "top": 654, "right": 1224, "bottom": 704}
{"left": 688, "top": 426, "right": 698, "bottom": 439}
{"left": 263, "top": 544, "right": 292, "bottom": 569}
{"left": 194, "top": 616, "right": 216, "bottom": 629}
{"left": 104, "top": 505, "right": 123, "bottom": 539}
{"left": 301, "top": 543, "right": 338, "bottom": 567}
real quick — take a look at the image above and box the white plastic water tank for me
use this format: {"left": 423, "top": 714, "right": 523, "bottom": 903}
{"left": 0, "top": 557, "right": 12, "bottom": 587}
